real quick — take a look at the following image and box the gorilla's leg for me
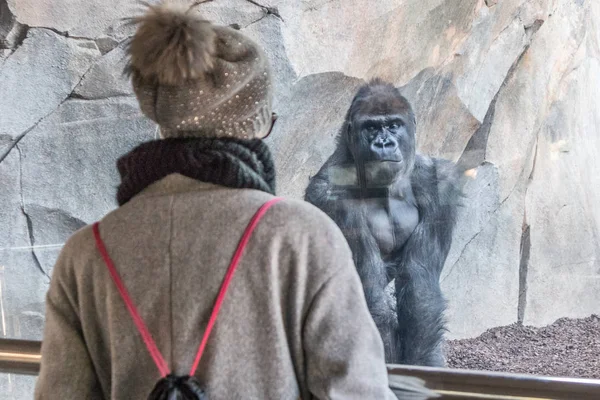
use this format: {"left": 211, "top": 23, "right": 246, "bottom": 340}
{"left": 395, "top": 265, "right": 446, "bottom": 366}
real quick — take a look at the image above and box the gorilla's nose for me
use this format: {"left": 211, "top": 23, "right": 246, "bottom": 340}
{"left": 371, "top": 137, "right": 398, "bottom": 152}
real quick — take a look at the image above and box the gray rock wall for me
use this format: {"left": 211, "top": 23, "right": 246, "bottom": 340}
{"left": 0, "top": 0, "right": 598, "bottom": 393}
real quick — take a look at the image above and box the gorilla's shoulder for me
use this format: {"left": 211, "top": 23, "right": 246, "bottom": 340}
{"left": 412, "top": 154, "right": 464, "bottom": 206}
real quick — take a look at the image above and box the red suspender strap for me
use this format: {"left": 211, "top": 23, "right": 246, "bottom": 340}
{"left": 92, "top": 197, "right": 283, "bottom": 378}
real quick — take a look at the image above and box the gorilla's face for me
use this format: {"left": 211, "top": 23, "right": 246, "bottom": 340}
{"left": 358, "top": 115, "right": 409, "bottom": 162}
{"left": 347, "top": 99, "right": 416, "bottom": 181}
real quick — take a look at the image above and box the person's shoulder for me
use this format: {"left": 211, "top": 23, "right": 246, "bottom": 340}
{"left": 49, "top": 223, "right": 96, "bottom": 284}
{"left": 62, "top": 224, "right": 96, "bottom": 256}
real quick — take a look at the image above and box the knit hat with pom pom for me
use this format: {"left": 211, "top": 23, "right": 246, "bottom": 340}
{"left": 125, "top": 3, "right": 273, "bottom": 139}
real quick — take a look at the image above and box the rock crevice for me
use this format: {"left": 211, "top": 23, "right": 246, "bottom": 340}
{"left": 16, "top": 145, "right": 49, "bottom": 280}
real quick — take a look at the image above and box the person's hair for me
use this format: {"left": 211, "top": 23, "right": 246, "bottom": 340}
{"left": 148, "top": 375, "right": 207, "bottom": 400}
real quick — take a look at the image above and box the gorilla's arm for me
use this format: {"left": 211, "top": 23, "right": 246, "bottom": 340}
{"left": 342, "top": 208, "right": 399, "bottom": 362}
{"left": 395, "top": 156, "right": 463, "bottom": 366}
{"left": 409, "top": 156, "right": 463, "bottom": 272}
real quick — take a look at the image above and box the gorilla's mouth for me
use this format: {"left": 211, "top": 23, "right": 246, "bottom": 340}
{"left": 369, "top": 151, "right": 403, "bottom": 163}
{"left": 373, "top": 158, "right": 402, "bottom": 163}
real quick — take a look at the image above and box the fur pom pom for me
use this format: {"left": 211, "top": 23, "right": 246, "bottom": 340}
{"left": 125, "top": 3, "right": 217, "bottom": 85}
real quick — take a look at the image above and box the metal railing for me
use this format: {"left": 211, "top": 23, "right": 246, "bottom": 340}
{"left": 2, "top": 338, "right": 600, "bottom": 399}
{"left": 0, "top": 338, "right": 41, "bottom": 376}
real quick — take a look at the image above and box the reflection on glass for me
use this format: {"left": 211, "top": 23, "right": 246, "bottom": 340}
{"left": 0, "top": 373, "right": 36, "bottom": 400}
{"left": 1, "top": 0, "right": 598, "bottom": 382}
{"left": 305, "top": 81, "right": 462, "bottom": 367}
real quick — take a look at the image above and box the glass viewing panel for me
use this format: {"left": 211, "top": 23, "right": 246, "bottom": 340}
{"left": 1, "top": 0, "right": 599, "bottom": 398}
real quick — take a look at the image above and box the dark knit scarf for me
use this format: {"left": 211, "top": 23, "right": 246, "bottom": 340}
{"left": 116, "top": 137, "right": 276, "bottom": 206}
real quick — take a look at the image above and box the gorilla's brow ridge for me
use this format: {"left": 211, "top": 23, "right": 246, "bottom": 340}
{"left": 355, "top": 114, "right": 406, "bottom": 128}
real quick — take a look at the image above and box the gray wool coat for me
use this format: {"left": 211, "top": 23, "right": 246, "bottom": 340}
{"left": 34, "top": 174, "right": 396, "bottom": 400}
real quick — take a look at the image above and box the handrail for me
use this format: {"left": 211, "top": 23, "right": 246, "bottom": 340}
{"left": 388, "top": 364, "right": 600, "bottom": 399}
{"left": 2, "top": 338, "right": 600, "bottom": 399}
{"left": 0, "top": 338, "right": 41, "bottom": 375}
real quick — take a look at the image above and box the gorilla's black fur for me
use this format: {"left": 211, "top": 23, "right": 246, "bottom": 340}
{"left": 305, "top": 79, "right": 463, "bottom": 366}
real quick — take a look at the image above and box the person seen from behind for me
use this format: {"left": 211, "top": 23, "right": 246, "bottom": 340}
{"left": 33, "top": 3, "right": 419, "bottom": 399}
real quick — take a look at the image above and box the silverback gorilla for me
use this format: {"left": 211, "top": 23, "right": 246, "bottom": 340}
{"left": 305, "top": 79, "right": 463, "bottom": 366}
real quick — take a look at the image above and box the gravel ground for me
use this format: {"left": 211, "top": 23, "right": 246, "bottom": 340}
{"left": 446, "top": 315, "right": 600, "bottom": 379}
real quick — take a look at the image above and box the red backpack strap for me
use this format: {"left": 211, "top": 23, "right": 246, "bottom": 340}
{"left": 93, "top": 222, "right": 171, "bottom": 377}
{"left": 188, "top": 197, "right": 283, "bottom": 375}
{"left": 93, "top": 197, "right": 283, "bottom": 378}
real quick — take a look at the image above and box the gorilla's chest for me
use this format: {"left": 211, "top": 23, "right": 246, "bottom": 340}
{"left": 365, "top": 194, "right": 419, "bottom": 256}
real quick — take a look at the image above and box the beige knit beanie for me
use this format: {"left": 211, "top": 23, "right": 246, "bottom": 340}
{"left": 125, "top": 3, "right": 273, "bottom": 139}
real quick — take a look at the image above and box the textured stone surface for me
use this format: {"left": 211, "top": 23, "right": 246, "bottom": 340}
{"left": 0, "top": 29, "right": 100, "bottom": 144}
{"left": 0, "top": 150, "right": 27, "bottom": 248}
{"left": 189, "top": 2, "right": 296, "bottom": 106}
{"left": 400, "top": 69, "right": 480, "bottom": 162}
{"left": 267, "top": 72, "right": 363, "bottom": 199}
{"left": 0, "top": 0, "right": 599, "bottom": 354}
{"left": 278, "top": 0, "right": 480, "bottom": 84}
{"left": 0, "top": 48, "right": 11, "bottom": 64}
{"left": 0, "top": 374, "right": 36, "bottom": 400}
{"left": 441, "top": 162, "right": 524, "bottom": 339}
{"left": 485, "top": 0, "right": 587, "bottom": 201}
{"left": 72, "top": 42, "right": 132, "bottom": 99}
{"left": 242, "top": 15, "right": 297, "bottom": 107}
{"left": 191, "top": 0, "right": 265, "bottom": 28}
{"left": 0, "top": 148, "right": 49, "bottom": 343}
{"left": 6, "top": 0, "right": 156, "bottom": 39}
{"left": 443, "top": 0, "right": 598, "bottom": 336}
{"left": 0, "top": 249, "right": 48, "bottom": 337}
{"left": 0, "top": 0, "right": 27, "bottom": 50}
{"left": 17, "top": 97, "right": 155, "bottom": 275}
{"left": 0, "top": 135, "right": 12, "bottom": 161}
{"left": 1, "top": 47, "right": 10, "bottom": 60}
{"left": 523, "top": 27, "right": 600, "bottom": 326}
{"left": 454, "top": 15, "right": 528, "bottom": 122}
{"left": 1, "top": 150, "right": 49, "bottom": 344}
